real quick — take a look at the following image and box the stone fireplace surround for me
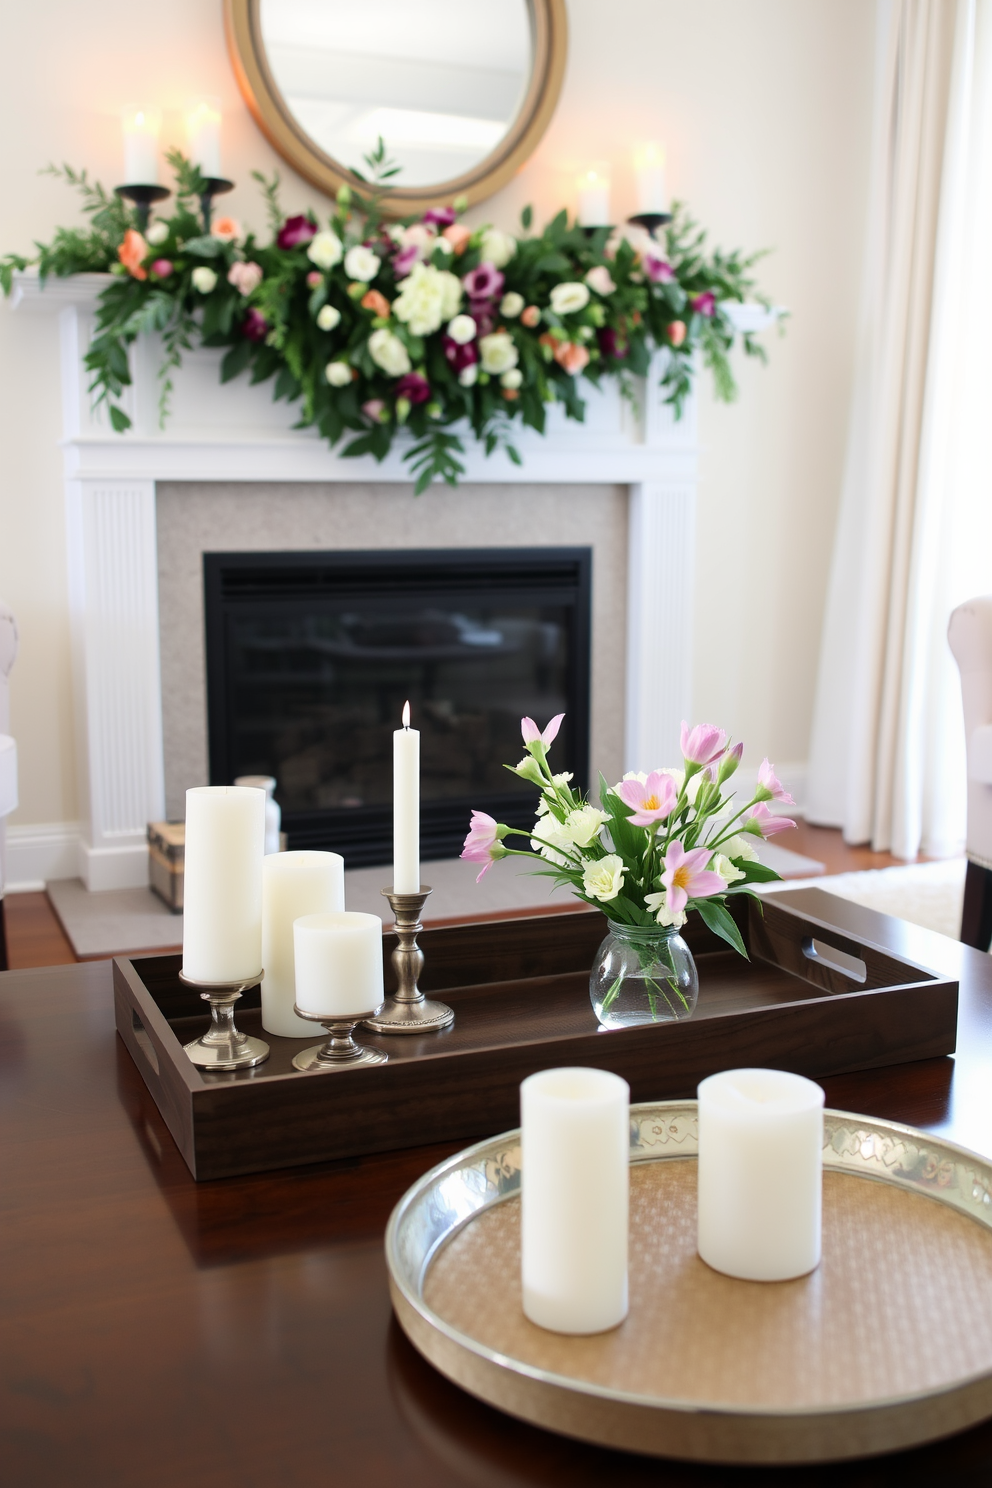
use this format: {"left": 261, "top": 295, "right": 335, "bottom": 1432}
{"left": 12, "top": 273, "right": 703, "bottom": 890}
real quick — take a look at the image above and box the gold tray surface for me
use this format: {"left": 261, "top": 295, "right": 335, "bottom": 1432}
{"left": 386, "top": 1102, "right": 992, "bottom": 1465}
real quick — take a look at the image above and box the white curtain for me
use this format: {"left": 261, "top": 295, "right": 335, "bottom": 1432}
{"left": 807, "top": 0, "right": 992, "bottom": 858}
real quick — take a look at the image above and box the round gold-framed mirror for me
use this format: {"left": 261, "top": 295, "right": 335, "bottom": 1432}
{"left": 224, "top": 0, "right": 568, "bottom": 215}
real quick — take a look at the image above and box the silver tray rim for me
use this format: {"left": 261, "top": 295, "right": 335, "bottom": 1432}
{"left": 386, "top": 1101, "right": 992, "bottom": 1438}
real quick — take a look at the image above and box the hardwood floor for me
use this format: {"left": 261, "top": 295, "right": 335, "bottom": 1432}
{"left": 0, "top": 824, "right": 925, "bottom": 973}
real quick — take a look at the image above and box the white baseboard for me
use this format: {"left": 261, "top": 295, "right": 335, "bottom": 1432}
{"left": 4, "top": 820, "right": 150, "bottom": 892}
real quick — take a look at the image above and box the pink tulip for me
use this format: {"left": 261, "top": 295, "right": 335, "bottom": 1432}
{"left": 521, "top": 713, "right": 564, "bottom": 749}
{"left": 460, "top": 810, "right": 501, "bottom": 881}
{"left": 717, "top": 740, "right": 744, "bottom": 783}
{"left": 680, "top": 721, "right": 728, "bottom": 766}
{"left": 616, "top": 770, "right": 678, "bottom": 826}
{"left": 757, "top": 757, "right": 795, "bottom": 804}
{"left": 744, "top": 802, "right": 797, "bottom": 838}
{"left": 661, "top": 841, "right": 727, "bottom": 914}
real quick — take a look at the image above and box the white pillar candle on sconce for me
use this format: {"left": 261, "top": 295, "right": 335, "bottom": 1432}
{"left": 577, "top": 163, "right": 612, "bottom": 227}
{"left": 186, "top": 97, "right": 223, "bottom": 178}
{"left": 521, "top": 1067, "right": 629, "bottom": 1334}
{"left": 182, "top": 785, "right": 265, "bottom": 983}
{"left": 293, "top": 912, "right": 384, "bottom": 1017}
{"left": 121, "top": 106, "right": 161, "bottom": 186}
{"left": 393, "top": 700, "right": 420, "bottom": 893}
{"left": 697, "top": 1068, "right": 825, "bottom": 1282}
{"left": 634, "top": 142, "right": 668, "bottom": 214}
{"left": 261, "top": 851, "right": 345, "bottom": 1036}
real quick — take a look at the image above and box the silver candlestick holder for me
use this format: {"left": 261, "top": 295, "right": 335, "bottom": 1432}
{"left": 179, "top": 970, "right": 269, "bottom": 1070}
{"left": 291, "top": 1004, "right": 388, "bottom": 1072}
{"left": 363, "top": 886, "right": 455, "bottom": 1034}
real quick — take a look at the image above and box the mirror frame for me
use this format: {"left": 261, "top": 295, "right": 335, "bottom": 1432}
{"left": 224, "top": 0, "right": 568, "bottom": 215}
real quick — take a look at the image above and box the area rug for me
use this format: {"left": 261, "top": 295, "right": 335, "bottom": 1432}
{"left": 763, "top": 858, "right": 967, "bottom": 941}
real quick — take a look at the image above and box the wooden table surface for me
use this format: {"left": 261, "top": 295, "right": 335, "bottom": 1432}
{"left": 2, "top": 886, "right": 992, "bottom": 1486}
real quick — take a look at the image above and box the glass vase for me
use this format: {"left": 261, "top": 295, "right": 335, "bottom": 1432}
{"left": 590, "top": 921, "right": 699, "bottom": 1029}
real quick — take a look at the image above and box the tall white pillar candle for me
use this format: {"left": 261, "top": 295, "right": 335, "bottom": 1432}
{"left": 182, "top": 786, "right": 265, "bottom": 983}
{"left": 634, "top": 142, "right": 667, "bottom": 214}
{"left": 697, "top": 1068, "right": 825, "bottom": 1282}
{"left": 261, "top": 851, "right": 345, "bottom": 1036}
{"left": 186, "top": 97, "right": 223, "bottom": 178}
{"left": 521, "top": 1067, "right": 629, "bottom": 1334}
{"left": 576, "top": 163, "right": 612, "bottom": 227}
{"left": 393, "top": 700, "right": 420, "bottom": 893}
{"left": 121, "top": 106, "right": 161, "bottom": 185}
{"left": 294, "top": 912, "right": 384, "bottom": 1017}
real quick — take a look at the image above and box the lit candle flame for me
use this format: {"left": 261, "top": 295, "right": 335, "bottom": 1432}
{"left": 402, "top": 700, "right": 411, "bottom": 729}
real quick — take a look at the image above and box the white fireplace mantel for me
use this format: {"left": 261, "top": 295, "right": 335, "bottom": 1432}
{"left": 12, "top": 270, "right": 725, "bottom": 890}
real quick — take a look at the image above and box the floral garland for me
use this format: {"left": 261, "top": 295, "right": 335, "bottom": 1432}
{"left": 1, "top": 147, "right": 777, "bottom": 491}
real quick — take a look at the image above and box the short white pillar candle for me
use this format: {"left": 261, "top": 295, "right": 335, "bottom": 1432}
{"left": 521, "top": 1067, "right": 629, "bottom": 1334}
{"left": 182, "top": 785, "right": 265, "bottom": 984}
{"left": 697, "top": 1068, "right": 825, "bottom": 1282}
{"left": 261, "top": 851, "right": 345, "bottom": 1036}
{"left": 121, "top": 106, "right": 161, "bottom": 185}
{"left": 293, "top": 912, "right": 384, "bottom": 1018}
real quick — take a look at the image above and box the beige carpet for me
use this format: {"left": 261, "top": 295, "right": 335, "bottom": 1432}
{"left": 762, "top": 857, "right": 967, "bottom": 941}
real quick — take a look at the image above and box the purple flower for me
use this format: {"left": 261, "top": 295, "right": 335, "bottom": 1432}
{"left": 598, "top": 326, "right": 628, "bottom": 359}
{"left": 468, "top": 298, "right": 497, "bottom": 337}
{"left": 690, "top": 291, "right": 716, "bottom": 317}
{"left": 424, "top": 206, "right": 456, "bottom": 227}
{"left": 276, "top": 214, "right": 317, "bottom": 249}
{"left": 463, "top": 262, "right": 505, "bottom": 300}
{"left": 441, "top": 335, "right": 479, "bottom": 373}
{"left": 395, "top": 372, "right": 431, "bottom": 405}
{"left": 392, "top": 244, "right": 420, "bottom": 278}
{"left": 242, "top": 308, "right": 269, "bottom": 342}
{"left": 644, "top": 255, "right": 675, "bottom": 283}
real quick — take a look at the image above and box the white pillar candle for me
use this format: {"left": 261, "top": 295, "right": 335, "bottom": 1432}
{"left": 634, "top": 141, "right": 667, "bottom": 214}
{"left": 697, "top": 1068, "right": 825, "bottom": 1282}
{"left": 577, "top": 163, "right": 612, "bottom": 227}
{"left": 294, "top": 912, "right": 384, "bottom": 1017}
{"left": 186, "top": 97, "right": 223, "bottom": 178}
{"left": 182, "top": 785, "right": 265, "bottom": 984}
{"left": 393, "top": 700, "right": 420, "bottom": 893}
{"left": 261, "top": 851, "right": 345, "bottom": 1036}
{"left": 521, "top": 1067, "right": 629, "bottom": 1334}
{"left": 121, "top": 106, "right": 161, "bottom": 186}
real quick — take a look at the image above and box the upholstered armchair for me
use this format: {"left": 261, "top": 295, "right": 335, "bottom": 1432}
{"left": 0, "top": 599, "right": 18, "bottom": 970}
{"left": 948, "top": 596, "right": 992, "bottom": 949}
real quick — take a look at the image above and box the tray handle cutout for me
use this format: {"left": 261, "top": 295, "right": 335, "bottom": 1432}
{"left": 801, "top": 937, "right": 867, "bottom": 985}
{"left": 131, "top": 1008, "right": 160, "bottom": 1075}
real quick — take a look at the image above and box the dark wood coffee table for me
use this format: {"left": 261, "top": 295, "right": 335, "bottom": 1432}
{"left": 2, "top": 886, "right": 990, "bottom": 1486}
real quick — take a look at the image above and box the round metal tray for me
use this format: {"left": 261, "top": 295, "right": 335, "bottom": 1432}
{"left": 386, "top": 1102, "right": 992, "bottom": 1465}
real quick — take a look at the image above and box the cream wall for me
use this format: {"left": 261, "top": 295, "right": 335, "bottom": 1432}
{"left": 0, "top": 0, "right": 874, "bottom": 833}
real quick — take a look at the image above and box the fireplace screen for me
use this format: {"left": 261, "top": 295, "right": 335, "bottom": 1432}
{"left": 203, "top": 549, "right": 591, "bottom": 865}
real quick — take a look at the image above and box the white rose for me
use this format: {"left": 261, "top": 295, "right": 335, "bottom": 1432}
{"left": 582, "top": 854, "right": 625, "bottom": 902}
{"left": 439, "top": 268, "right": 462, "bottom": 320}
{"left": 479, "top": 331, "right": 518, "bottom": 375}
{"left": 500, "top": 368, "right": 523, "bottom": 390}
{"left": 550, "top": 281, "right": 590, "bottom": 315}
{"left": 316, "top": 304, "right": 342, "bottom": 331}
{"left": 191, "top": 266, "right": 217, "bottom": 293}
{"left": 459, "top": 363, "right": 478, "bottom": 388}
{"left": 393, "top": 262, "right": 462, "bottom": 336}
{"left": 645, "top": 890, "right": 687, "bottom": 929}
{"left": 564, "top": 805, "right": 609, "bottom": 848}
{"left": 480, "top": 228, "right": 516, "bottom": 267}
{"left": 531, "top": 813, "right": 574, "bottom": 867}
{"left": 325, "top": 360, "right": 352, "bottom": 386}
{"left": 712, "top": 853, "right": 745, "bottom": 885}
{"left": 585, "top": 265, "right": 616, "bottom": 296}
{"left": 500, "top": 291, "right": 525, "bottom": 318}
{"left": 368, "top": 328, "right": 411, "bottom": 377}
{"left": 446, "top": 313, "right": 476, "bottom": 345}
{"left": 307, "top": 230, "right": 343, "bottom": 270}
{"left": 720, "top": 834, "right": 759, "bottom": 863}
{"left": 344, "top": 245, "right": 380, "bottom": 282}
{"left": 145, "top": 221, "right": 169, "bottom": 246}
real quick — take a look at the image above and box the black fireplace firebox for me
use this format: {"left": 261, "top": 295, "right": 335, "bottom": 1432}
{"left": 203, "top": 548, "right": 592, "bottom": 866}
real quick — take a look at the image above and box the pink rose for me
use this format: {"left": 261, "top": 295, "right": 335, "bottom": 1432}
{"left": 150, "top": 258, "right": 173, "bottom": 279}
{"left": 442, "top": 223, "right": 472, "bottom": 255}
{"left": 228, "top": 261, "right": 264, "bottom": 296}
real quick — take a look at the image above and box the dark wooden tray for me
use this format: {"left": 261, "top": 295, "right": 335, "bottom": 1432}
{"left": 113, "top": 896, "right": 958, "bottom": 1181}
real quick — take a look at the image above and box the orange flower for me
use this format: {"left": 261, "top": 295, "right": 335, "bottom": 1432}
{"left": 442, "top": 223, "right": 472, "bottom": 255}
{"left": 554, "top": 340, "right": 590, "bottom": 375}
{"left": 502, "top": 387, "right": 519, "bottom": 401}
{"left": 361, "top": 288, "right": 391, "bottom": 317}
{"left": 521, "top": 304, "right": 541, "bottom": 328}
{"left": 538, "top": 331, "right": 559, "bottom": 350}
{"left": 118, "top": 228, "right": 148, "bottom": 281}
{"left": 211, "top": 216, "right": 241, "bottom": 242}
{"left": 667, "top": 320, "right": 687, "bottom": 347}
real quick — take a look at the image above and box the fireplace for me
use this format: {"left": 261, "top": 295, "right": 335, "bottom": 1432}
{"left": 203, "top": 548, "right": 592, "bottom": 865}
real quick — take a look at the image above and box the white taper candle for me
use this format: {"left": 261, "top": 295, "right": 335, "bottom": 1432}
{"left": 521, "top": 1067, "right": 629, "bottom": 1334}
{"left": 182, "top": 785, "right": 265, "bottom": 983}
{"left": 261, "top": 851, "right": 345, "bottom": 1036}
{"left": 697, "top": 1068, "right": 825, "bottom": 1281}
{"left": 393, "top": 700, "right": 420, "bottom": 893}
